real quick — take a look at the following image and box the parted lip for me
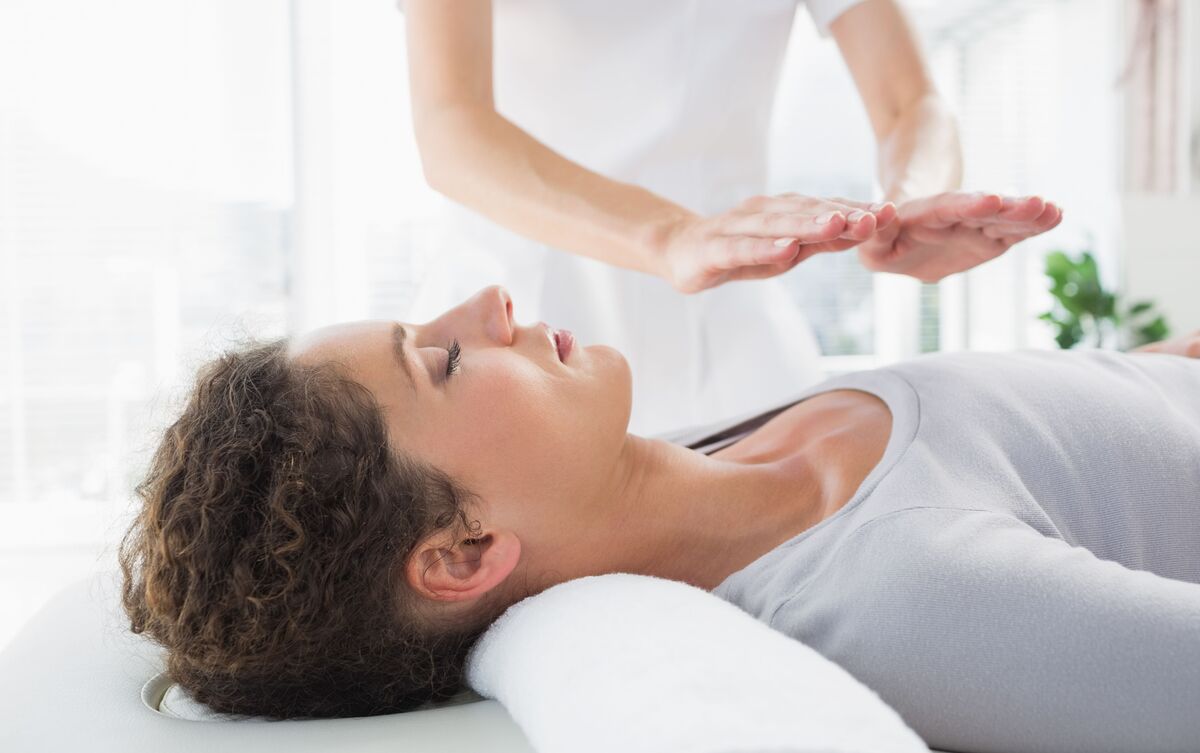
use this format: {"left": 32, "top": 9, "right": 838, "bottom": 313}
{"left": 555, "top": 328, "right": 575, "bottom": 362}
{"left": 538, "top": 322, "right": 574, "bottom": 362}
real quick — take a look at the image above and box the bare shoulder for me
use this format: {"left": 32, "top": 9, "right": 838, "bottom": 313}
{"left": 713, "top": 391, "right": 891, "bottom": 513}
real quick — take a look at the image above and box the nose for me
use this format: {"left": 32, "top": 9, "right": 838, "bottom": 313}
{"left": 481, "top": 285, "right": 514, "bottom": 345}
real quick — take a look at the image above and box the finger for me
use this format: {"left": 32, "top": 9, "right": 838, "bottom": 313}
{"left": 709, "top": 234, "right": 804, "bottom": 271}
{"left": 818, "top": 199, "right": 889, "bottom": 238}
{"left": 726, "top": 242, "right": 854, "bottom": 282}
{"left": 867, "top": 201, "right": 898, "bottom": 229}
{"left": 721, "top": 209, "right": 849, "bottom": 241}
{"left": 905, "top": 191, "right": 1005, "bottom": 229}
{"left": 828, "top": 196, "right": 897, "bottom": 217}
{"left": 980, "top": 222, "right": 1047, "bottom": 240}
{"left": 1037, "top": 201, "right": 1064, "bottom": 230}
{"left": 792, "top": 236, "right": 868, "bottom": 259}
{"left": 767, "top": 231, "right": 866, "bottom": 263}
{"left": 995, "top": 195, "right": 1047, "bottom": 222}
{"left": 835, "top": 209, "right": 877, "bottom": 240}
{"left": 978, "top": 203, "right": 1064, "bottom": 240}
{"left": 734, "top": 237, "right": 864, "bottom": 280}
{"left": 996, "top": 234, "right": 1032, "bottom": 247}
{"left": 766, "top": 195, "right": 897, "bottom": 230}
{"left": 985, "top": 199, "right": 1061, "bottom": 227}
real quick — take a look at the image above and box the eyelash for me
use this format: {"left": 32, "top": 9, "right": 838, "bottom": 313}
{"left": 444, "top": 339, "right": 462, "bottom": 379}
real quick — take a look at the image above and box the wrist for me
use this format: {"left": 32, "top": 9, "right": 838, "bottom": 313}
{"left": 640, "top": 206, "right": 697, "bottom": 281}
{"left": 882, "top": 182, "right": 914, "bottom": 205}
{"left": 878, "top": 94, "right": 962, "bottom": 203}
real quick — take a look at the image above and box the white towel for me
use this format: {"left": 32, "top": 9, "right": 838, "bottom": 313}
{"left": 466, "top": 573, "right": 928, "bottom": 753}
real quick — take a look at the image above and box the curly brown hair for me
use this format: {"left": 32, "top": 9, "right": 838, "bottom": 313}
{"left": 118, "top": 339, "right": 516, "bottom": 719}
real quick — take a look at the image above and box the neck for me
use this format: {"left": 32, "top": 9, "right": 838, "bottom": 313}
{"left": 595, "top": 433, "right": 826, "bottom": 591}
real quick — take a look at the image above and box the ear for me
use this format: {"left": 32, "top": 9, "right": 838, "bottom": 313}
{"left": 405, "top": 528, "right": 521, "bottom": 603}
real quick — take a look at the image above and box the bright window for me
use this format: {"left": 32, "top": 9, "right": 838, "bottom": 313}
{"left": 0, "top": 0, "right": 293, "bottom": 647}
{"left": 0, "top": 0, "right": 1128, "bottom": 649}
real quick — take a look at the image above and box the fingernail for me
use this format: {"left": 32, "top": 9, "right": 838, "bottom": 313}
{"left": 847, "top": 210, "right": 867, "bottom": 222}
{"left": 815, "top": 211, "right": 840, "bottom": 224}
{"left": 773, "top": 237, "right": 796, "bottom": 247}
{"left": 869, "top": 202, "right": 889, "bottom": 212}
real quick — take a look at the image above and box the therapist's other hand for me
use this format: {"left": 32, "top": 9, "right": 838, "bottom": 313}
{"left": 855, "top": 192, "right": 1063, "bottom": 283}
{"left": 657, "top": 194, "right": 897, "bottom": 294}
{"left": 1133, "top": 330, "right": 1200, "bottom": 358}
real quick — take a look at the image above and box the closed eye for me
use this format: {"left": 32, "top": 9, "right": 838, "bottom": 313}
{"left": 444, "top": 339, "right": 462, "bottom": 379}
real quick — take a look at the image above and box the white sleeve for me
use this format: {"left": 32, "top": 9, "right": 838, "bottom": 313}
{"left": 804, "top": 0, "right": 868, "bottom": 37}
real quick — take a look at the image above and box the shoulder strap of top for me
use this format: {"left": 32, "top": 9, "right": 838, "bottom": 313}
{"left": 652, "top": 397, "right": 806, "bottom": 455}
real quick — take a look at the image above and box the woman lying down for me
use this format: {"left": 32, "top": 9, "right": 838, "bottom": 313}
{"left": 119, "top": 285, "right": 1200, "bottom": 752}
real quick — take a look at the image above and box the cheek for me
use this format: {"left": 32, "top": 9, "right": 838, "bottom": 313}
{"left": 413, "top": 352, "right": 624, "bottom": 506}
{"left": 429, "top": 363, "right": 562, "bottom": 485}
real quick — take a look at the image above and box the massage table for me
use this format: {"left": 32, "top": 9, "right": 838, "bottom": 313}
{"left": 0, "top": 572, "right": 536, "bottom": 752}
{"left": 0, "top": 570, "right": 951, "bottom": 752}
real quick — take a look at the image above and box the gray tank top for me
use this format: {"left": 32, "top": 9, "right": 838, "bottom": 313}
{"left": 660, "top": 349, "right": 1200, "bottom": 753}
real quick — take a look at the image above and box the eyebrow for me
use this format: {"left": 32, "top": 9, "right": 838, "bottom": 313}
{"left": 391, "top": 322, "right": 416, "bottom": 391}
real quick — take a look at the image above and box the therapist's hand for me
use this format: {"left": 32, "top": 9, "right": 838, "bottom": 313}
{"left": 855, "top": 192, "right": 1063, "bottom": 283}
{"left": 657, "top": 193, "right": 897, "bottom": 294}
{"left": 1132, "top": 330, "right": 1200, "bottom": 358}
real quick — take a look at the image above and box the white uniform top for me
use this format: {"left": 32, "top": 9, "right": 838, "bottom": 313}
{"left": 406, "top": 0, "right": 867, "bottom": 436}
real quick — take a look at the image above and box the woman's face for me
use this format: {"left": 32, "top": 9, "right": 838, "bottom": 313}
{"left": 288, "top": 285, "right": 632, "bottom": 542}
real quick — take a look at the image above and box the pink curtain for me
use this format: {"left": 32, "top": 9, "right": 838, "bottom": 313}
{"left": 1117, "top": 0, "right": 1183, "bottom": 193}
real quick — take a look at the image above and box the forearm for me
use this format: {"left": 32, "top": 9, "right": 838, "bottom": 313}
{"left": 877, "top": 92, "right": 963, "bottom": 204}
{"left": 415, "top": 105, "right": 692, "bottom": 279}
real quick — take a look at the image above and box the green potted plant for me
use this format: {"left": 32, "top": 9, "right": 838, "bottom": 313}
{"left": 1037, "top": 249, "right": 1170, "bottom": 350}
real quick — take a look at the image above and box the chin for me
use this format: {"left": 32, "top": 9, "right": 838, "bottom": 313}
{"left": 580, "top": 343, "right": 632, "bottom": 430}
{"left": 611, "top": 349, "right": 635, "bottom": 431}
{"left": 597, "top": 344, "right": 629, "bottom": 369}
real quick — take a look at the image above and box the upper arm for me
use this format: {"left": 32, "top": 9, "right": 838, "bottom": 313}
{"left": 828, "top": 0, "right": 935, "bottom": 141}
{"left": 402, "top": 0, "right": 494, "bottom": 138}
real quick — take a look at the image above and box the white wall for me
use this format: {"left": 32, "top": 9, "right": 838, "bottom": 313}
{"left": 1119, "top": 194, "right": 1200, "bottom": 331}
